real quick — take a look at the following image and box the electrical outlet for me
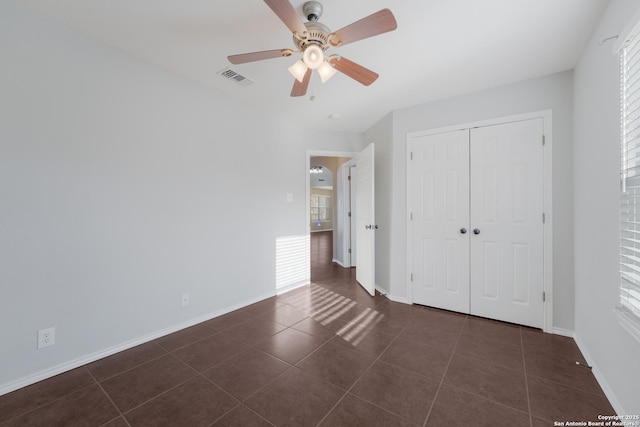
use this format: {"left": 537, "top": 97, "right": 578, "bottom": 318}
{"left": 38, "top": 327, "right": 55, "bottom": 349}
{"left": 181, "top": 293, "right": 190, "bottom": 307}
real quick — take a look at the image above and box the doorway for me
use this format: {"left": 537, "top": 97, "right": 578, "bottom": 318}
{"left": 307, "top": 146, "right": 377, "bottom": 296}
{"left": 308, "top": 154, "right": 355, "bottom": 271}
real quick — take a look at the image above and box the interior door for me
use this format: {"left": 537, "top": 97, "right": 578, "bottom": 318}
{"left": 411, "top": 130, "right": 470, "bottom": 312}
{"left": 356, "top": 143, "right": 375, "bottom": 295}
{"left": 469, "top": 119, "right": 544, "bottom": 328}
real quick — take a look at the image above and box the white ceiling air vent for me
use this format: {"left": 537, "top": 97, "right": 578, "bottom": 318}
{"left": 217, "top": 67, "right": 255, "bottom": 87}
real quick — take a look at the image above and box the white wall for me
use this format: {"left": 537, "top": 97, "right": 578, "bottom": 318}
{"left": 573, "top": 0, "right": 640, "bottom": 415}
{"left": 0, "top": 2, "right": 363, "bottom": 392}
{"left": 372, "top": 72, "right": 575, "bottom": 330}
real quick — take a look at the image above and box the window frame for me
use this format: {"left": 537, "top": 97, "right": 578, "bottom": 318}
{"left": 617, "top": 18, "right": 640, "bottom": 342}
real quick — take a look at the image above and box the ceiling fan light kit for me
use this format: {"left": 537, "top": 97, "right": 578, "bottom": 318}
{"left": 228, "top": 0, "right": 397, "bottom": 97}
{"left": 288, "top": 59, "right": 308, "bottom": 82}
{"left": 317, "top": 60, "right": 337, "bottom": 83}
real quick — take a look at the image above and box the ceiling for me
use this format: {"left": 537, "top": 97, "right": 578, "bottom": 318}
{"left": 9, "top": 0, "right": 609, "bottom": 133}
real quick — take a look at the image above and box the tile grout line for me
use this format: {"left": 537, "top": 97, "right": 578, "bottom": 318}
{"left": 155, "top": 326, "right": 220, "bottom": 352}
{"left": 228, "top": 299, "right": 340, "bottom": 424}
{"left": 108, "top": 353, "right": 202, "bottom": 418}
{"left": 87, "top": 366, "right": 133, "bottom": 427}
{"left": 521, "top": 327, "right": 534, "bottom": 427}
{"left": 436, "top": 381, "right": 533, "bottom": 415}
{"left": 231, "top": 320, "right": 338, "bottom": 422}
{"left": 88, "top": 344, "right": 170, "bottom": 383}
{"left": 314, "top": 304, "right": 420, "bottom": 427}
{"left": 231, "top": 294, "right": 401, "bottom": 425}
{"left": 196, "top": 374, "right": 247, "bottom": 427}
{"left": 220, "top": 333, "right": 301, "bottom": 405}
{"left": 205, "top": 402, "right": 277, "bottom": 427}
{"left": 524, "top": 371, "right": 613, "bottom": 398}
{"left": 421, "top": 314, "right": 469, "bottom": 427}
{"left": 0, "top": 366, "right": 100, "bottom": 426}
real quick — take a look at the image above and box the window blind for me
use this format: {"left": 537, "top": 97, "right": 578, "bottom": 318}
{"left": 620, "top": 28, "right": 640, "bottom": 319}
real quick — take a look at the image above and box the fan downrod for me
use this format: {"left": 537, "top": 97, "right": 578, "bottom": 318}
{"left": 303, "top": 1, "right": 323, "bottom": 22}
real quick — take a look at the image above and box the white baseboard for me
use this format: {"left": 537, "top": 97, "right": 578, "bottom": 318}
{"left": 0, "top": 291, "right": 278, "bottom": 397}
{"left": 332, "top": 259, "right": 346, "bottom": 268}
{"left": 524, "top": 325, "right": 627, "bottom": 414}
{"left": 551, "top": 327, "right": 574, "bottom": 338}
{"left": 385, "top": 293, "right": 411, "bottom": 305}
{"left": 374, "top": 286, "right": 388, "bottom": 297}
{"left": 276, "top": 280, "right": 310, "bottom": 295}
{"left": 572, "top": 333, "right": 626, "bottom": 416}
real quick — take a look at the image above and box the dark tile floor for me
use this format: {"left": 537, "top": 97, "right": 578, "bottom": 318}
{"left": 0, "top": 231, "right": 615, "bottom": 426}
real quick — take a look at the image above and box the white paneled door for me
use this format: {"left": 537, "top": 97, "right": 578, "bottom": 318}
{"left": 356, "top": 143, "right": 375, "bottom": 296}
{"left": 410, "top": 118, "right": 545, "bottom": 328}
{"left": 411, "top": 130, "right": 470, "bottom": 313}
{"left": 469, "top": 119, "right": 544, "bottom": 328}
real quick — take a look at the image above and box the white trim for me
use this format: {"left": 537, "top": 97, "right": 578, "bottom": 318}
{"left": 340, "top": 158, "right": 356, "bottom": 268}
{"left": 275, "top": 281, "right": 309, "bottom": 295}
{"left": 551, "top": 327, "right": 574, "bottom": 338}
{"left": 374, "top": 285, "right": 388, "bottom": 296}
{"left": 405, "top": 110, "right": 553, "bottom": 332}
{"left": 406, "top": 142, "right": 415, "bottom": 306}
{"left": 0, "top": 291, "right": 278, "bottom": 397}
{"left": 573, "top": 333, "right": 626, "bottom": 416}
{"left": 386, "top": 294, "right": 411, "bottom": 305}
{"left": 614, "top": 306, "right": 640, "bottom": 343}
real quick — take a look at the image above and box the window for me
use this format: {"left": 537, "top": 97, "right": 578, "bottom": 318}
{"left": 310, "top": 194, "right": 331, "bottom": 223}
{"left": 619, "top": 24, "right": 640, "bottom": 333}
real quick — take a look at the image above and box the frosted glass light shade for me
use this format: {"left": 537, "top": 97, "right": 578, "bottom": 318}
{"left": 288, "top": 60, "right": 308, "bottom": 83}
{"left": 303, "top": 45, "right": 324, "bottom": 69}
{"left": 318, "top": 61, "right": 337, "bottom": 83}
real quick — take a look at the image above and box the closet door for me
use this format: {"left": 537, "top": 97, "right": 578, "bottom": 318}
{"left": 411, "top": 130, "right": 470, "bottom": 313}
{"left": 469, "top": 119, "right": 544, "bottom": 328}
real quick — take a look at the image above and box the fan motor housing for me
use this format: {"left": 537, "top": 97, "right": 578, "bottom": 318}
{"left": 295, "top": 21, "right": 331, "bottom": 51}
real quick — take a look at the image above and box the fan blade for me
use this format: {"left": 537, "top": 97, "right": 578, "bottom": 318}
{"left": 330, "top": 56, "right": 379, "bottom": 86}
{"left": 291, "top": 68, "right": 312, "bottom": 97}
{"left": 264, "top": 0, "right": 307, "bottom": 35}
{"left": 228, "top": 49, "right": 293, "bottom": 64}
{"left": 331, "top": 9, "right": 397, "bottom": 47}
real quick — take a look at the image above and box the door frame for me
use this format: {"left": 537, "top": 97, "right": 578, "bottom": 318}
{"left": 341, "top": 159, "right": 357, "bottom": 267}
{"left": 405, "top": 110, "right": 553, "bottom": 332}
{"left": 306, "top": 150, "right": 356, "bottom": 268}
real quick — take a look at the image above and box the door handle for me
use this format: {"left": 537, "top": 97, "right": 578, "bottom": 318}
{"left": 473, "top": 229, "right": 481, "bottom": 235}
{"left": 365, "top": 225, "right": 379, "bottom": 230}
{"left": 460, "top": 228, "right": 467, "bottom": 234}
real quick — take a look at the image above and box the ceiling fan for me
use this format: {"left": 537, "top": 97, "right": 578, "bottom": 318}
{"left": 228, "top": 0, "right": 397, "bottom": 97}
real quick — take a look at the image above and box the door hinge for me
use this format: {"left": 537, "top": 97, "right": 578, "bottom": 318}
{"left": 410, "top": 152, "right": 414, "bottom": 160}
{"left": 542, "top": 213, "right": 546, "bottom": 224}
{"left": 348, "top": 248, "right": 351, "bottom": 254}
{"left": 348, "top": 175, "right": 351, "bottom": 181}
{"left": 410, "top": 212, "right": 413, "bottom": 221}
{"left": 348, "top": 211, "right": 352, "bottom": 217}
{"left": 542, "top": 135, "right": 546, "bottom": 146}
{"left": 411, "top": 273, "right": 414, "bottom": 282}
{"left": 543, "top": 291, "right": 546, "bottom": 302}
